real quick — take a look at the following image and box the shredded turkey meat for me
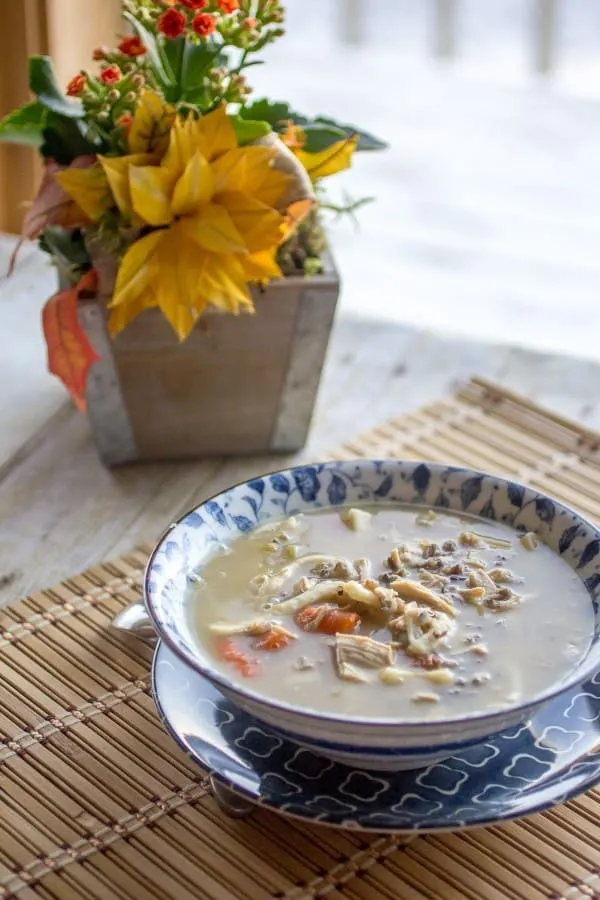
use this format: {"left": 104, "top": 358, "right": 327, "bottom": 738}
{"left": 334, "top": 634, "right": 394, "bottom": 682}
{"left": 209, "top": 617, "right": 274, "bottom": 637}
{"left": 274, "top": 581, "right": 347, "bottom": 615}
{"left": 404, "top": 602, "right": 454, "bottom": 657}
{"left": 390, "top": 579, "right": 457, "bottom": 617}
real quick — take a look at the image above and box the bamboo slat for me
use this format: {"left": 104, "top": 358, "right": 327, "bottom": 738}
{"left": 1, "top": 378, "right": 599, "bottom": 900}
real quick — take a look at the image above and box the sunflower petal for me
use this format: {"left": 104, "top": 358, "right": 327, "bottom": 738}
{"left": 201, "top": 254, "right": 253, "bottom": 313}
{"left": 128, "top": 90, "right": 176, "bottom": 156}
{"left": 108, "top": 292, "right": 157, "bottom": 337}
{"left": 195, "top": 104, "right": 237, "bottom": 162}
{"left": 162, "top": 225, "right": 213, "bottom": 307}
{"left": 210, "top": 146, "right": 286, "bottom": 203}
{"left": 253, "top": 168, "right": 295, "bottom": 209}
{"left": 111, "top": 230, "right": 165, "bottom": 308}
{"left": 181, "top": 203, "right": 247, "bottom": 254}
{"left": 246, "top": 149, "right": 295, "bottom": 208}
{"left": 129, "top": 165, "right": 175, "bottom": 226}
{"left": 162, "top": 114, "right": 199, "bottom": 180}
{"left": 146, "top": 226, "right": 212, "bottom": 339}
{"left": 151, "top": 267, "right": 197, "bottom": 340}
{"left": 210, "top": 148, "right": 248, "bottom": 194}
{"left": 217, "top": 191, "right": 284, "bottom": 252}
{"left": 172, "top": 150, "right": 214, "bottom": 217}
{"left": 99, "top": 153, "right": 154, "bottom": 219}
{"left": 241, "top": 249, "right": 282, "bottom": 282}
{"left": 54, "top": 164, "right": 112, "bottom": 221}
{"left": 295, "top": 136, "right": 357, "bottom": 180}
{"left": 158, "top": 298, "right": 198, "bottom": 341}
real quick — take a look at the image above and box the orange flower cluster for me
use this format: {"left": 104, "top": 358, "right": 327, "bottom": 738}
{"left": 62, "top": 0, "right": 263, "bottom": 142}
{"left": 192, "top": 13, "right": 216, "bottom": 36}
{"left": 117, "top": 35, "right": 146, "bottom": 57}
{"left": 66, "top": 73, "right": 86, "bottom": 97}
{"left": 65, "top": 33, "right": 146, "bottom": 114}
{"left": 157, "top": 8, "right": 187, "bottom": 37}
{"left": 100, "top": 65, "right": 121, "bottom": 85}
{"left": 157, "top": 0, "right": 239, "bottom": 40}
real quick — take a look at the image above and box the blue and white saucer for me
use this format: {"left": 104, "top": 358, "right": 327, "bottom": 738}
{"left": 153, "top": 642, "right": 600, "bottom": 832}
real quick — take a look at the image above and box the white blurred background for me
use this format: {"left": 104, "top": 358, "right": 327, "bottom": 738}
{"left": 251, "top": 1, "right": 600, "bottom": 361}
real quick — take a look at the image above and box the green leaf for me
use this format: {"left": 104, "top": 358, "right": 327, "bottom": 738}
{"left": 162, "top": 36, "right": 186, "bottom": 95}
{"left": 39, "top": 226, "right": 91, "bottom": 281}
{"left": 239, "top": 100, "right": 386, "bottom": 151}
{"left": 162, "top": 35, "right": 225, "bottom": 97}
{"left": 123, "top": 11, "right": 173, "bottom": 87}
{"left": 179, "top": 40, "right": 229, "bottom": 104}
{"left": 181, "top": 84, "right": 209, "bottom": 107}
{"left": 29, "top": 56, "right": 84, "bottom": 118}
{"left": 183, "top": 39, "right": 225, "bottom": 83}
{"left": 40, "top": 113, "right": 98, "bottom": 165}
{"left": 313, "top": 116, "right": 388, "bottom": 151}
{"left": 0, "top": 102, "right": 47, "bottom": 147}
{"left": 301, "top": 123, "right": 348, "bottom": 153}
{"left": 230, "top": 116, "right": 271, "bottom": 145}
{"left": 239, "top": 98, "right": 307, "bottom": 129}
{"left": 162, "top": 83, "right": 181, "bottom": 105}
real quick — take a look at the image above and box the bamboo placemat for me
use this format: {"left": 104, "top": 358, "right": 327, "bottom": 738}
{"left": 1, "top": 375, "right": 600, "bottom": 900}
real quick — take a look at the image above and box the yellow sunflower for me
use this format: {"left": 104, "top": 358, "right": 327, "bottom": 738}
{"left": 58, "top": 97, "right": 303, "bottom": 339}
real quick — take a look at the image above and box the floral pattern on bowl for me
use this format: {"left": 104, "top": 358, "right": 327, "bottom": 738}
{"left": 153, "top": 642, "right": 600, "bottom": 831}
{"left": 145, "top": 460, "right": 600, "bottom": 770}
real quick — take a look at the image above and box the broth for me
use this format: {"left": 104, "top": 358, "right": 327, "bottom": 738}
{"left": 188, "top": 505, "right": 593, "bottom": 720}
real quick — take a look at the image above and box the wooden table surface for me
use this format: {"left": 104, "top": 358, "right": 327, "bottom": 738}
{"left": 2, "top": 237, "right": 600, "bottom": 608}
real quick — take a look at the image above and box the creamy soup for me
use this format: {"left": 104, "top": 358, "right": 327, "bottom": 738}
{"left": 188, "top": 506, "right": 593, "bottom": 720}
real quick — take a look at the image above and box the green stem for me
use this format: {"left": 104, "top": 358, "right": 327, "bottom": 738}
{"left": 156, "top": 37, "right": 176, "bottom": 84}
{"left": 320, "top": 196, "right": 374, "bottom": 215}
{"left": 209, "top": 43, "right": 229, "bottom": 66}
{"left": 238, "top": 48, "right": 249, "bottom": 70}
{"left": 231, "top": 48, "right": 249, "bottom": 79}
{"left": 180, "top": 37, "right": 190, "bottom": 92}
{"left": 207, "top": 47, "right": 250, "bottom": 110}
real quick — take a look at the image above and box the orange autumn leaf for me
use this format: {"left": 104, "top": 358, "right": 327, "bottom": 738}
{"left": 42, "top": 270, "right": 100, "bottom": 412}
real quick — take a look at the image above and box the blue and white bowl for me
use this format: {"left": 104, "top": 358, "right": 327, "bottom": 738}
{"left": 145, "top": 460, "right": 600, "bottom": 771}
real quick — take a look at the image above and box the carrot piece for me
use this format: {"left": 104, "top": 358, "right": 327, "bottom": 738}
{"left": 320, "top": 609, "right": 360, "bottom": 634}
{"left": 254, "top": 629, "right": 294, "bottom": 651}
{"left": 215, "top": 638, "right": 259, "bottom": 676}
{"left": 295, "top": 607, "right": 317, "bottom": 630}
{"left": 296, "top": 606, "right": 359, "bottom": 635}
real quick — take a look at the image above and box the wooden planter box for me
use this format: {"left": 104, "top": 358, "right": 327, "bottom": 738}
{"left": 78, "top": 254, "right": 339, "bottom": 466}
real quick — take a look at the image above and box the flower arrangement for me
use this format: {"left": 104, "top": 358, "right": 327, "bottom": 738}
{"left": 0, "top": 0, "right": 385, "bottom": 410}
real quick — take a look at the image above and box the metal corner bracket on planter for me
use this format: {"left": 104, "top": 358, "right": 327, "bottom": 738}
{"left": 77, "top": 251, "right": 339, "bottom": 466}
